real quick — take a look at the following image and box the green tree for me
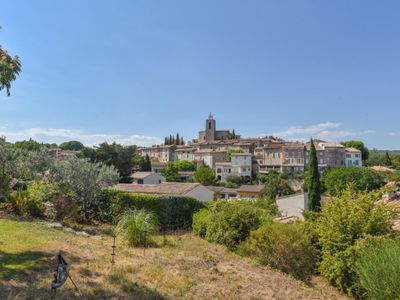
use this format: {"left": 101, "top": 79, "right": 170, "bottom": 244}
{"left": 0, "top": 137, "right": 13, "bottom": 198}
{"left": 366, "top": 149, "right": 386, "bottom": 166}
{"left": 13, "top": 139, "right": 43, "bottom": 151}
{"left": 172, "top": 160, "right": 195, "bottom": 171}
{"left": 161, "top": 162, "right": 180, "bottom": 182}
{"left": 0, "top": 40, "right": 21, "bottom": 96}
{"left": 321, "top": 166, "right": 385, "bottom": 196}
{"left": 306, "top": 139, "right": 321, "bottom": 211}
{"left": 50, "top": 156, "right": 119, "bottom": 221}
{"left": 341, "top": 140, "right": 369, "bottom": 161}
{"left": 194, "top": 165, "right": 215, "bottom": 185}
{"left": 59, "top": 140, "right": 84, "bottom": 151}
{"left": 80, "top": 142, "right": 136, "bottom": 182}
{"left": 257, "top": 172, "right": 294, "bottom": 199}
{"left": 141, "top": 154, "right": 152, "bottom": 171}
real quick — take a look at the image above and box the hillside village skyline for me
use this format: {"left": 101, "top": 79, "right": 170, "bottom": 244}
{"left": 0, "top": 113, "right": 393, "bottom": 150}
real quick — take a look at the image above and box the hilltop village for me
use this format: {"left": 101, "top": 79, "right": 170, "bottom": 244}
{"left": 138, "top": 114, "right": 362, "bottom": 181}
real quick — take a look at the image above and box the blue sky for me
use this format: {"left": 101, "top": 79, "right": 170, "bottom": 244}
{"left": 1, "top": 1, "right": 399, "bottom": 149}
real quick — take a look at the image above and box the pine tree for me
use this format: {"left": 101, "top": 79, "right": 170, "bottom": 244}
{"left": 307, "top": 138, "right": 321, "bottom": 212}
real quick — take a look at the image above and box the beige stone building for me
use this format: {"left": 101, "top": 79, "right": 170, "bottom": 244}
{"left": 138, "top": 145, "right": 176, "bottom": 163}
{"left": 193, "top": 148, "right": 227, "bottom": 169}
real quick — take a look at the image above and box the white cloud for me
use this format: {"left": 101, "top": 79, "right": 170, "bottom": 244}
{"left": 270, "top": 122, "right": 376, "bottom": 141}
{"left": 389, "top": 132, "right": 399, "bottom": 137}
{"left": 0, "top": 127, "right": 162, "bottom": 146}
{"left": 273, "top": 122, "right": 341, "bottom": 137}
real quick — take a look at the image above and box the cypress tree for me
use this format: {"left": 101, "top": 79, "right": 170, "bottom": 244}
{"left": 307, "top": 138, "right": 321, "bottom": 211}
{"left": 142, "top": 154, "right": 152, "bottom": 171}
{"left": 176, "top": 133, "right": 180, "bottom": 145}
{"left": 385, "top": 151, "right": 392, "bottom": 166}
{"left": 180, "top": 136, "right": 184, "bottom": 145}
{"left": 232, "top": 129, "right": 236, "bottom": 139}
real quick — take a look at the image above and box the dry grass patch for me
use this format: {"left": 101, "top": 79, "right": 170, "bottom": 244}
{"left": 0, "top": 218, "right": 348, "bottom": 299}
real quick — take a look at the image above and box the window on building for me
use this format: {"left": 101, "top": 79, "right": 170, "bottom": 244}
{"left": 346, "top": 154, "right": 351, "bottom": 158}
{"left": 137, "top": 179, "right": 144, "bottom": 184}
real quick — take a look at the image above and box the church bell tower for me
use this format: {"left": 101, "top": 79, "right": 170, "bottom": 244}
{"left": 205, "top": 113, "right": 216, "bottom": 142}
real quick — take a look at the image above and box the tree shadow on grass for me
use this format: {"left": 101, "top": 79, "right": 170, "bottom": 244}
{"left": 0, "top": 250, "right": 83, "bottom": 299}
{"left": 0, "top": 250, "right": 166, "bottom": 299}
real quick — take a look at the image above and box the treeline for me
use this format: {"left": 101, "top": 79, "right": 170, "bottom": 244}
{"left": 164, "top": 133, "right": 185, "bottom": 145}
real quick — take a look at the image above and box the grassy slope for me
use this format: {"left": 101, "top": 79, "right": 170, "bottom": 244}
{"left": 0, "top": 218, "right": 346, "bottom": 300}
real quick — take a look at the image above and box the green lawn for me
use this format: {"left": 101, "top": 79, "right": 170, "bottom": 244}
{"left": 0, "top": 219, "right": 60, "bottom": 281}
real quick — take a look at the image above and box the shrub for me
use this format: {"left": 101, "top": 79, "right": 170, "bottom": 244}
{"left": 355, "top": 236, "right": 400, "bottom": 300}
{"left": 321, "top": 166, "right": 385, "bottom": 196}
{"left": 192, "top": 208, "right": 210, "bottom": 238}
{"left": 23, "top": 180, "right": 60, "bottom": 217}
{"left": 192, "top": 200, "right": 272, "bottom": 250}
{"left": 97, "top": 190, "right": 205, "bottom": 230}
{"left": 311, "top": 189, "right": 395, "bottom": 295}
{"left": 116, "top": 209, "right": 159, "bottom": 247}
{"left": 239, "top": 222, "right": 317, "bottom": 281}
{"left": 23, "top": 197, "right": 45, "bottom": 217}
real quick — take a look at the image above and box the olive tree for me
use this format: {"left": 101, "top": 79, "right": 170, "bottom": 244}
{"left": 50, "top": 156, "right": 119, "bottom": 221}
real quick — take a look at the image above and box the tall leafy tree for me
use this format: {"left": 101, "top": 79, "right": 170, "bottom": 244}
{"left": 0, "top": 34, "right": 21, "bottom": 96}
{"left": 307, "top": 139, "right": 321, "bottom": 211}
{"left": 194, "top": 164, "right": 215, "bottom": 185}
{"left": 80, "top": 142, "right": 136, "bottom": 182}
{"left": 50, "top": 156, "right": 119, "bottom": 221}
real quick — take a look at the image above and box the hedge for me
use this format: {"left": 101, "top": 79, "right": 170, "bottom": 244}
{"left": 96, "top": 189, "right": 206, "bottom": 230}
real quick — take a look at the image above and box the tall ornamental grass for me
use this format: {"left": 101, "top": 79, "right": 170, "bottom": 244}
{"left": 116, "top": 209, "right": 159, "bottom": 247}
